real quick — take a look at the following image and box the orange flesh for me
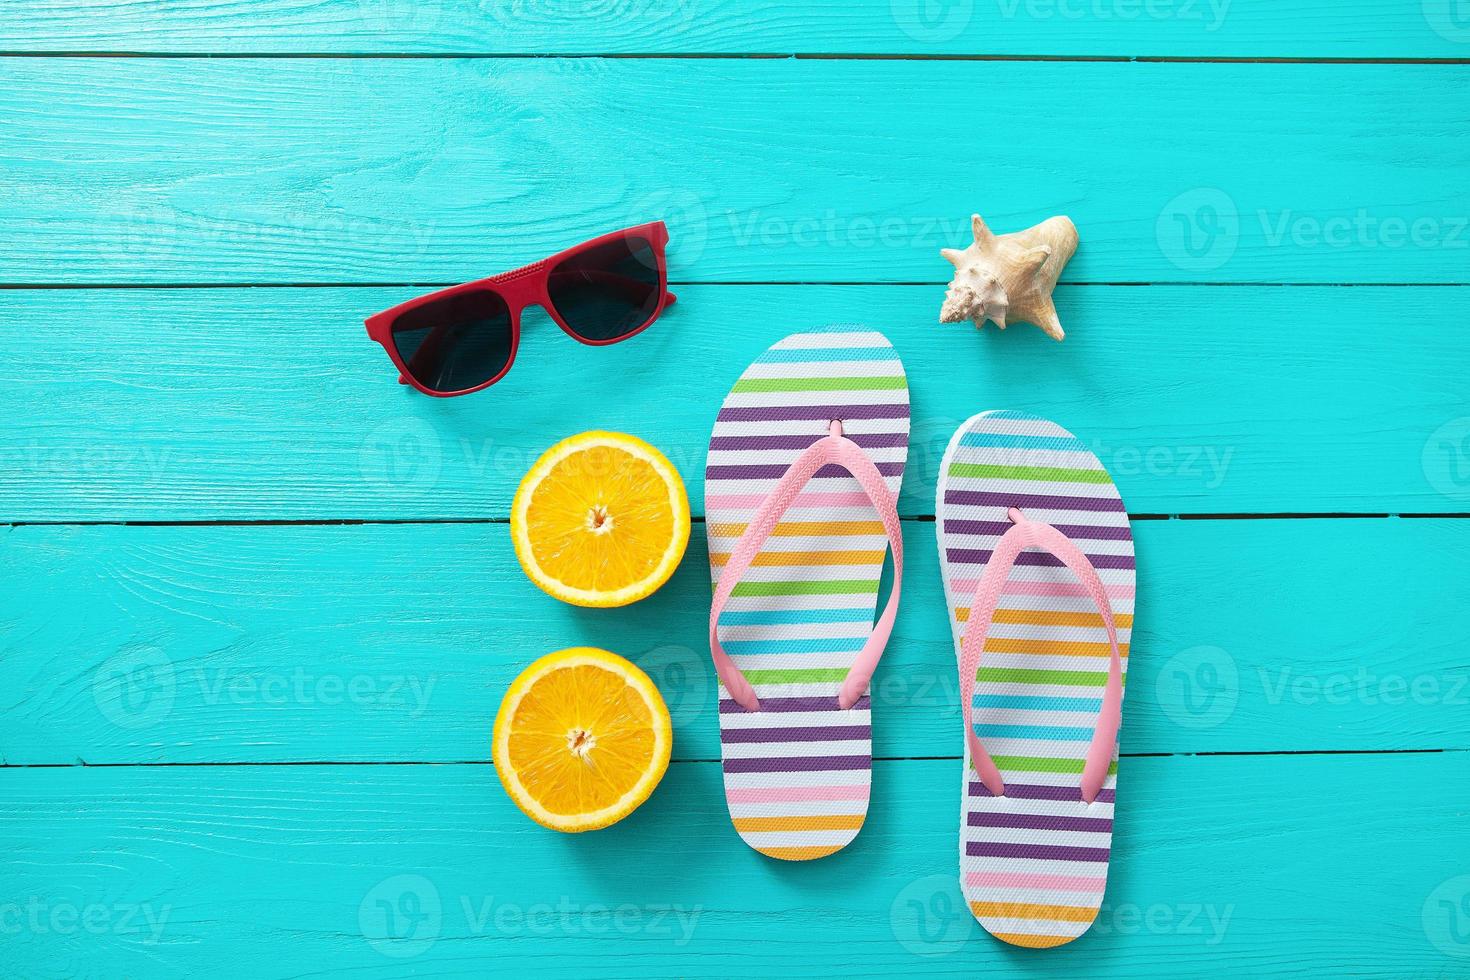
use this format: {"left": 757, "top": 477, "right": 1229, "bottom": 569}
{"left": 523, "top": 445, "right": 676, "bottom": 592}
{"left": 504, "top": 664, "right": 659, "bottom": 816}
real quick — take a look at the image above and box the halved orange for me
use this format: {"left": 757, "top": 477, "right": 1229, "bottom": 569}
{"left": 510, "top": 431, "right": 690, "bottom": 607}
{"left": 492, "top": 648, "right": 672, "bottom": 832}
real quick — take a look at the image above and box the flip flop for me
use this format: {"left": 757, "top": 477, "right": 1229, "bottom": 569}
{"left": 936, "top": 410, "right": 1135, "bottom": 947}
{"left": 705, "top": 327, "right": 909, "bottom": 860}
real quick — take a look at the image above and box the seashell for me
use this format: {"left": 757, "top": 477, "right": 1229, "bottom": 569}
{"left": 939, "top": 213, "right": 1079, "bottom": 341}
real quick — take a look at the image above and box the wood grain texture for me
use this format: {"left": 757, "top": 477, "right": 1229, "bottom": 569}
{"left": 3, "top": 518, "right": 1465, "bottom": 765}
{"left": 2, "top": 285, "right": 1465, "bottom": 522}
{"left": 1, "top": 58, "right": 1467, "bottom": 285}
{"left": 2, "top": 753, "right": 1466, "bottom": 978}
{"left": 0, "top": 0, "right": 1461, "bottom": 58}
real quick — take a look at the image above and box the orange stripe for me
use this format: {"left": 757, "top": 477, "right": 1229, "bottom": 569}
{"left": 990, "top": 931, "right": 1083, "bottom": 949}
{"left": 982, "top": 638, "right": 1129, "bottom": 658}
{"left": 957, "top": 608, "right": 1134, "bottom": 628}
{"left": 710, "top": 521, "right": 885, "bottom": 538}
{"left": 710, "top": 549, "right": 885, "bottom": 568}
{"left": 733, "top": 814, "right": 865, "bottom": 833}
{"left": 971, "top": 902, "right": 1099, "bottom": 924}
{"left": 754, "top": 845, "right": 846, "bottom": 861}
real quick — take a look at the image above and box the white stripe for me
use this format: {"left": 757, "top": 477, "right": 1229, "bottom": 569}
{"left": 962, "top": 886, "right": 1107, "bottom": 909}
{"left": 951, "top": 448, "right": 1106, "bottom": 471}
{"left": 941, "top": 476, "right": 1118, "bottom": 498}
{"left": 708, "top": 446, "right": 908, "bottom": 467}
{"left": 721, "top": 388, "right": 911, "bottom": 408}
{"left": 961, "top": 856, "right": 1111, "bottom": 877}
{"left": 724, "top": 769, "right": 870, "bottom": 789}
{"left": 723, "top": 593, "right": 878, "bottom": 612}
{"left": 771, "top": 331, "right": 890, "bottom": 349}
{"left": 721, "top": 709, "right": 870, "bottom": 729}
{"left": 963, "top": 826, "right": 1112, "bottom": 848}
{"left": 711, "top": 417, "right": 910, "bottom": 438}
{"left": 740, "top": 360, "right": 904, "bottom": 379}
{"left": 720, "top": 739, "right": 871, "bottom": 760}
{"left": 723, "top": 652, "right": 858, "bottom": 671}
{"left": 727, "top": 799, "right": 869, "bottom": 819}
{"left": 938, "top": 504, "right": 1132, "bottom": 529}
{"left": 737, "top": 828, "right": 863, "bottom": 847}
{"left": 963, "top": 415, "right": 1075, "bottom": 438}
{"left": 719, "top": 622, "right": 875, "bottom": 641}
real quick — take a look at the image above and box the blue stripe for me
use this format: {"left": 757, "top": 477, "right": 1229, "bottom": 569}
{"left": 971, "top": 695, "right": 1103, "bottom": 712}
{"left": 972, "top": 723, "right": 1095, "bottom": 742}
{"left": 721, "top": 638, "right": 863, "bottom": 655}
{"left": 719, "top": 609, "right": 873, "bottom": 626}
{"left": 756, "top": 347, "right": 901, "bottom": 364}
{"left": 958, "top": 432, "right": 1091, "bottom": 452}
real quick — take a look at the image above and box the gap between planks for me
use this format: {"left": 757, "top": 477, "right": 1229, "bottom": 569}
{"left": 1, "top": 52, "right": 1469, "bottom": 65}
{"left": 2, "top": 747, "right": 1459, "bottom": 770}
{"left": 4, "top": 514, "right": 1467, "bottom": 528}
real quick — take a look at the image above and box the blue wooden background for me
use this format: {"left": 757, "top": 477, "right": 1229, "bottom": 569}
{"left": 2, "top": 3, "right": 1468, "bottom": 977}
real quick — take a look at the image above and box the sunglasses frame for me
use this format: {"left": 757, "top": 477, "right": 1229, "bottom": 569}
{"left": 365, "top": 221, "right": 676, "bottom": 397}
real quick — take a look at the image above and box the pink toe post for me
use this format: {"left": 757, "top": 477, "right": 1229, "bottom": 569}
{"left": 958, "top": 508, "right": 1125, "bottom": 803}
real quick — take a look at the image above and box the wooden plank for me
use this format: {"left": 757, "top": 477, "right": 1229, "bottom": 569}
{"left": 0, "top": 0, "right": 1463, "bottom": 58}
{"left": 1, "top": 59, "right": 1466, "bottom": 285}
{"left": 2, "top": 285, "right": 1466, "bottom": 522}
{"left": 3, "top": 518, "right": 1464, "bottom": 765}
{"left": 1, "top": 753, "right": 1464, "bottom": 976}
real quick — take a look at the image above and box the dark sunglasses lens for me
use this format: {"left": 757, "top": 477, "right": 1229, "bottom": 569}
{"left": 390, "top": 290, "right": 513, "bottom": 393}
{"left": 546, "top": 235, "right": 661, "bottom": 341}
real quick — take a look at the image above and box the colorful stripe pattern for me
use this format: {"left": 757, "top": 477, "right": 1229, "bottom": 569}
{"left": 707, "top": 328, "right": 909, "bottom": 860}
{"left": 936, "top": 411, "right": 1134, "bottom": 947}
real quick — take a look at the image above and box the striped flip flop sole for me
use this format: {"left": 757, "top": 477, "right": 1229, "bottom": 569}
{"left": 706, "top": 327, "right": 909, "bottom": 860}
{"left": 937, "top": 410, "right": 1134, "bottom": 946}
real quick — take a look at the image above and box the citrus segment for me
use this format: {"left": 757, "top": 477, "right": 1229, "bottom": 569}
{"left": 492, "top": 648, "right": 672, "bottom": 832}
{"left": 511, "top": 431, "right": 690, "bottom": 607}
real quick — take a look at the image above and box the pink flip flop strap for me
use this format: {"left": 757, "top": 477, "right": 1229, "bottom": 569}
{"left": 959, "top": 507, "right": 1125, "bottom": 804}
{"left": 710, "top": 420, "right": 904, "bottom": 712}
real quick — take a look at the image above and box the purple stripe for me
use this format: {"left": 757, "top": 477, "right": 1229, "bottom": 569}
{"left": 944, "top": 490, "right": 1124, "bottom": 512}
{"left": 946, "top": 548, "right": 1135, "bottom": 570}
{"left": 720, "top": 696, "right": 870, "bottom": 713}
{"left": 968, "top": 812, "right": 1114, "bottom": 833}
{"left": 710, "top": 432, "right": 909, "bottom": 451}
{"left": 720, "top": 725, "right": 871, "bottom": 744}
{"left": 708, "top": 461, "right": 905, "bottom": 480}
{"left": 943, "top": 520, "right": 1132, "bottom": 541}
{"left": 717, "top": 404, "right": 910, "bottom": 423}
{"left": 723, "top": 755, "right": 870, "bottom": 774}
{"left": 966, "top": 841, "right": 1112, "bottom": 862}
{"left": 969, "top": 782, "right": 1116, "bottom": 803}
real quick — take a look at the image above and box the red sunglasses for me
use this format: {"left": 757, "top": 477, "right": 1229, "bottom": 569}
{"left": 366, "top": 221, "right": 676, "bottom": 396}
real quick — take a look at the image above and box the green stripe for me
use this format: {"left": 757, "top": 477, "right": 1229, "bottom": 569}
{"left": 735, "top": 668, "right": 848, "bottom": 685}
{"left": 731, "top": 579, "right": 879, "bottom": 597}
{"left": 947, "top": 463, "right": 1112, "bottom": 484}
{"left": 977, "top": 667, "right": 1127, "bottom": 687}
{"left": 730, "top": 376, "right": 906, "bottom": 392}
{"left": 991, "top": 756, "right": 1120, "bottom": 775}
